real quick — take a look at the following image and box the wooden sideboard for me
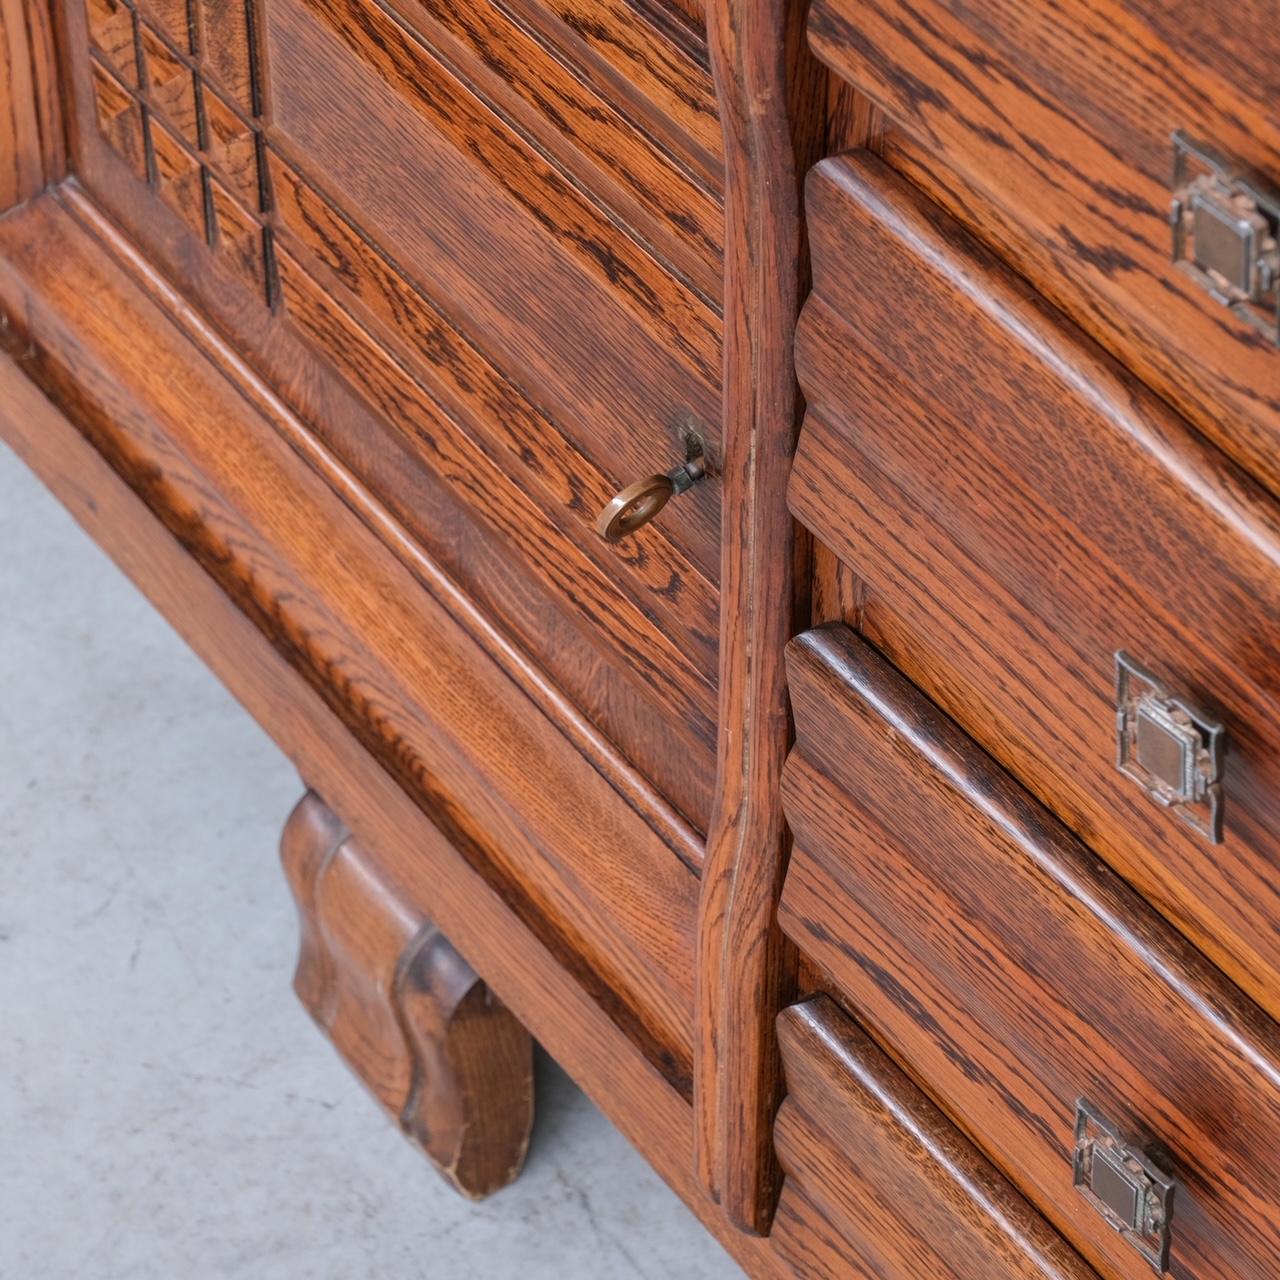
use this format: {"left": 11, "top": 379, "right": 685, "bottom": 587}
{"left": 2, "top": 1, "right": 1277, "bottom": 1275}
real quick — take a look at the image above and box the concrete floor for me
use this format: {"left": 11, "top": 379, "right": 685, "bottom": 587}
{"left": 0, "top": 441, "right": 740, "bottom": 1280}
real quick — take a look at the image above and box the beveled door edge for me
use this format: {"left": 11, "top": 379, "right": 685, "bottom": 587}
{"left": 694, "top": 0, "right": 830, "bottom": 1235}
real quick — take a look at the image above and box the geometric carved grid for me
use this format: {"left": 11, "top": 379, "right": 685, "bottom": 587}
{"left": 85, "top": 0, "right": 280, "bottom": 308}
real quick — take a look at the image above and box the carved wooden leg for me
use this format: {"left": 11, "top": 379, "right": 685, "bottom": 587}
{"left": 280, "top": 790, "right": 535, "bottom": 1199}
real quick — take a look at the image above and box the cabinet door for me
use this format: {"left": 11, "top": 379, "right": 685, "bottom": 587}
{"left": 60, "top": 0, "right": 725, "bottom": 835}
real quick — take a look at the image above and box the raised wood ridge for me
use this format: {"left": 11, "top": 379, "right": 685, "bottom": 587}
{"left": 809, "top": 0, "right": 1280, "bottom": 503}
{"left": 0, "top": 0, "right": 62, "bottom": 208}
{"left": 63, "top": 0, "right": 728, "bottom": 837}
{"left": 694, "top": 0, "right": 823, "bottom": 1235}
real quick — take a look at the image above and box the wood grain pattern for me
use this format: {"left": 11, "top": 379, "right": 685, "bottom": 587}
{"left": 77, "top": 0, "right": 279, "bottom": 304}
{"left": 810, "top": 542, "right": 861, "bottom": 630}
{"left": 809, "top": 0, "right": 1280, "bottom": 502}
{"left": 505, "top": 0, "right": 724, "bottom": 192}
{"left": 281, "top": 790, "right": 535, "bottom": 1200}
{"left": 771, "top": 1182, "right": 875, "bottom": 1280}
{"left": 0, "top": 0, "right": 43, "bottom": 204}
{"left": 268, "top": 150, "right": 716, "bottom": 593}
{"left": 266, "top": 143, "right": 717, "bottom": 581}
{"left": 658, "top": 0, "right": 703, "bottom": 25}
{"left": 269, "top": 222, "right": 720, "bottom": 833}
{"left": 0, "top": 0, "right": 61, "bottom": 207}
{"left": 0, "top": 190, "right": 698, "bottom": 1098}
{"left": 16, "top": 0, "right": 1280, "bottom": 1273}
{"left": 382, "top": 0, "right": 723, "bottom": 304}
{"left": 792, "top": 151, "right": 1280, "bottom": 1027}
{"left": 781, "top": 625, "right": 1280, "bottom": 1280}
{"left": 693, "top": 0, "right": 827, "bottom": 1234}
{"left": 56, "top": 0, "right": 719, "bottom": 845}
{"left": 777, "top": 997, "right": 1097, "bottom": 1280}
{"left": 266, "top": 0, "right": 722, "bottom": 446}
{"left": 260, "top": 0, "right": 726, "bottom": 833}
{"left": 0, "top": 245, "right": 792, "bottom": 1280}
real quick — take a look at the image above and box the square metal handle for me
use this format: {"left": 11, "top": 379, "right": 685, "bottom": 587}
{"left": 1116, "top": 652, "right": 1225, "bottom": 844}
{"left": 1073, "top": 1099, "right": 1176, "bottom": 1274}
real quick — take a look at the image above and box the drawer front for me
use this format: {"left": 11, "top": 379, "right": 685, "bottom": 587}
{"left": 62, "top": 0, "right": 723, "bottom": 833}
{"left": 808, "top": 0, "right": 1280, "bottom": 501}
{"left": 791, "top": 151, "right": 1280, "bottom": 1023}
{"left": 780, "top": 625, "right": 1280, "bottom": 1280}
{"left": 775, "top": 996, "right": 1096, "bottom": 1280}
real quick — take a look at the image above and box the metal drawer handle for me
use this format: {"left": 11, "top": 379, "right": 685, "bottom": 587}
{"left": 596, "top": 450, "right": 705, "bottom": 543}
{"left": 1116, "top": 652, "right": 1225, "bottom": 844}
{"left": 1074, "top": 1099, "right": 1176, "bottom": 1274}
{"left": 1170, "top": 131, "right": 1280, "bottom": 345}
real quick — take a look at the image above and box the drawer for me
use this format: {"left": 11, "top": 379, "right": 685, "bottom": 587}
{"left": 808, "top": 0, "right": 1280, "bottom": 501}
{"left": 791, "top": 150, "right": 1280, "bottom": 1024}
{"left": 779, "top": 625, "right": 1280, "bottom": 1280}
{"left": 773, "top": 995, "right": 1095, "bottom": 1280}
{"left": 62, "top": 0, "right": 724, "bottom": 833}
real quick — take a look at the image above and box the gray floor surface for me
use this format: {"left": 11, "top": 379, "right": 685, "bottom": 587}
{"left": 0, "top": 440, "right": 740, "bottom": 1280}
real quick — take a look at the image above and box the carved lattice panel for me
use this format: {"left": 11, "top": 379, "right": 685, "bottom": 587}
{"left": 84, "top": 0, "right": 279, "bottom": 306}
{"left": 89, "top": 59, "right": 147, "bottom": 180}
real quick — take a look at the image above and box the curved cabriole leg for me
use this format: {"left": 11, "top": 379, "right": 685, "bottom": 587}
{"left": 280, "top": 790, "right": 535, "bottom": 1199}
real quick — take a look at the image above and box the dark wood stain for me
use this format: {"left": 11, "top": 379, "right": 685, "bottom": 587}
{"left": 809, "top": 0, "right": 1280, "bottom": 501}
{"left": 780, "top": 624, "right": 1280, "bottom": 1280}
{"left": 6, "top": 0, "right": 1279, "bottom": 1276}
{"left": 792, "top": 151, "right": 1280, "bottom": 1030}
{"left": 776, "top": 996, "right": 1097, "bottom": 1280}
